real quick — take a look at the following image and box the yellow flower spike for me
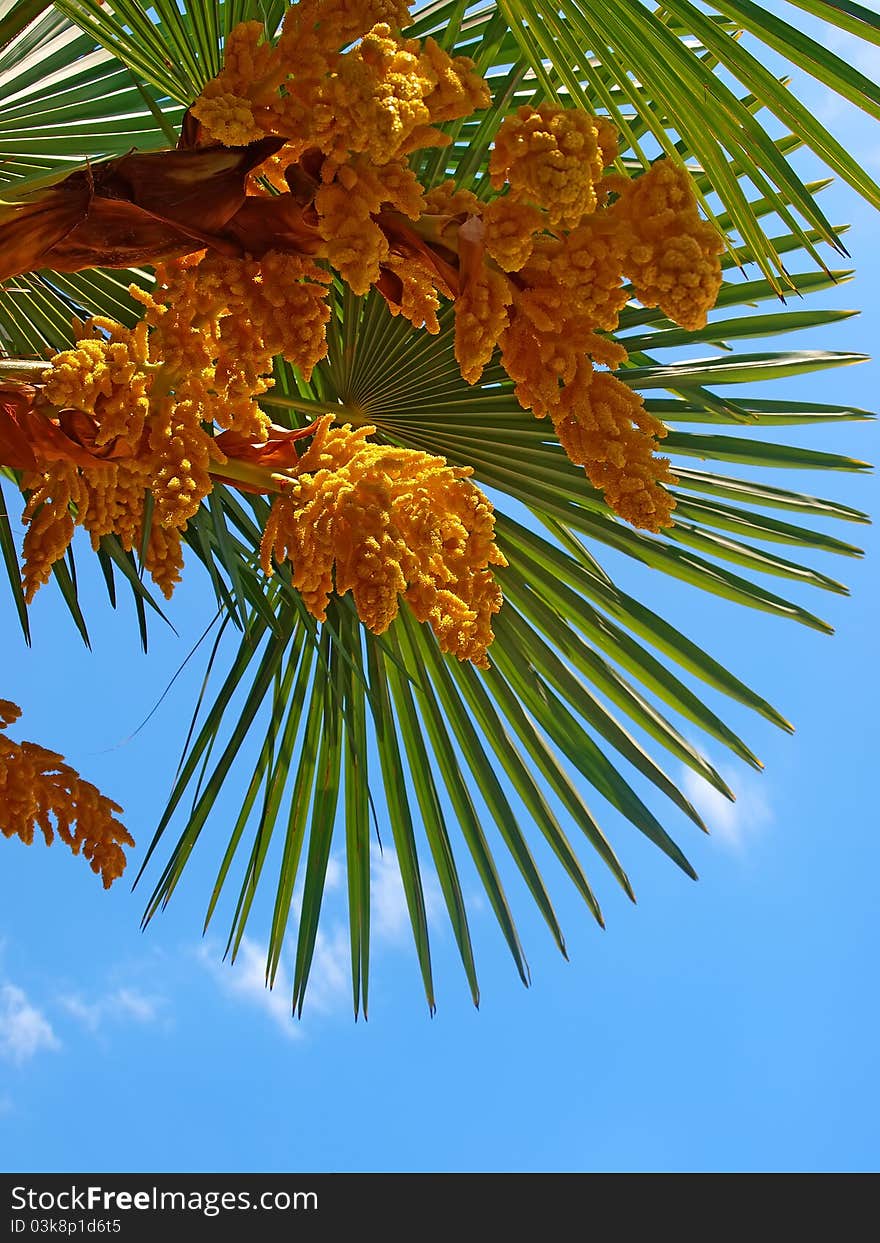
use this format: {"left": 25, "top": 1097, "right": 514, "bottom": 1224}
{"left": 76, "top": 463, "right": 118, "bottom": 544}
{"left": 317, "top": 202, "right": 389, "bottom": 295}
{"left": 193, "top": 247, "right": 335, "bottom": 382}
{"left": 307, "top": 22, "right": 487, "bottom": 166}
{"left": 79, "top": 458, "right": 152, "bottom": 554}
{"left": 42, "top": 319, "right": 151, "bottom": 448}
{"left": 144, "top": 523, "right": 185, "bottom": 599}
{"left": 191, "top": 89, "right": 266, "bottom": 147}
{"left": 424, "top": 180, "right": 480, "bottom": 217}
{"left": 315, "top": 156, "right": 424, "bottom": 292}
{"left": 221, "top": 20, "right": 281, "bottom": 95}
{"left": 214, "top": 313, "right": 275, "bottom": 439}
{"left": 134, "top": 252, "right": 222, "bottom": 377}
{"left": 553, "top": 366, "right": 676, "bottom": 532}
{"left": 194, "top": 6, "right": 487, "bottom": 168}
{"left": 499, "top": 313, "right": 577, "bottom": 419}
{"left": 454, "top": 261, "right": 513, "bottom": 384}
{"left": 489, "top": 105, "right": 609, "bottom": 228}
{"left": 144, "top": 248, "right": 331, "bottom": 427}
{"left": 381, "top": 253, "right": 450, "bottom": 332}
{"left": 260, "top": 417, "right": 507, "bottom": 667}
{"left": 550, "top": 216, "right": 630, "bottom": 331}
{"left": 483, "top": 198, "right": 543, "bottom": 273}
{"left": 21, "top": 462, "right": 82, "bottom": 603}
{"left": 242, "top": 251, "right": 332, "bottom": 381}
{"left": 191, "top": 21, "right": 283, "bottom": 144}
{"left": 313, "top": 25, "right": 432, "bottom": 165}
{"left": 454, "top": 216, "right": 514, "bottom": 385}
{"left": 419, "top": 37, "right": 491, "bottom": 124}
{"left": 0, "top": 700, "right": 133, "bottom": 888}
{"left": 613, "top": 159, "right": 724, "bottom": 332}
{"left": 147, "top": 389, "right": 222, "bottom": 529}
{"left": 279, "top": 0, "right": 414, "bottom": 71}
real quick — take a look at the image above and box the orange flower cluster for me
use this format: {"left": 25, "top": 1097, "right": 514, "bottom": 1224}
{"left": 23, "top": 315, "right": 181, "bottom": 601}
{"left": 261, "top": 416, "right": 506, "bottom": 666}
{"left": 314, "top": 155, "right": 425, "bottom": 295}
{"left": 187, "top": 14, "right": 723, "bottom": 533}
{"left": 452, "top": 119, "right": 724, "bottom": 531}
{"left": 9, "top": 9, "right": 727, "bottom": 666}
{"left": 21, "top": 248, "right": 331, "bottom": 601}
{"left": 609, "top": 160, "right": 726, "bottom": 332}
{"left": 489, "top": 105, "right": 618, "bottom": 228}
{"left": 192, "top": 0, "right": 488, "bottom": 297}
{"left": 192, "top": 0, "right": 486, "bottom": 162}
{"left": 0, "top": 699, "right": 133, "bottom": 888}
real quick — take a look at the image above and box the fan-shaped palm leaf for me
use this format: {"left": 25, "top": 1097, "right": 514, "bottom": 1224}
{"left": 0, "top": 0, "right": 874, "bottom": 1013}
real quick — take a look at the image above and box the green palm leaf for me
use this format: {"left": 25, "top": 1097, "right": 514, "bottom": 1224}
{"left": 0, "top": 0, "right": 875, "bottom": 1014}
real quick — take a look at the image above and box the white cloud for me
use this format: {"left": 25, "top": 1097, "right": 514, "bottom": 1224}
{"left": 60, "top": 987, "right": 162, "bottom": 1033}
{"left": 204, "top": 924, "right": 352, "bottom": 1028}
{"left": 306, "top": 924, "right": 351, "bottom": 1014}
{"left": 681, "top": 764, "right": 773, "bottom": 851}
{"left": 325, "top": 854, "right": 344, "bottom": 892}
{"left": 372, "top": 847, "right": 443, "bottom": 941}
{"left": 199, "top": 939, "right": 302, "bottom": 1038}
{"left": 0, "top": 983, "right": 60, "bottom": 1064}
{"left": 372, "top": 849, "right": 411, "bottom": 942}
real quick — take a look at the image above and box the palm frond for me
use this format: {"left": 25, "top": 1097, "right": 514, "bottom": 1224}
{"left": 137, "top": 249, "right": 870, "bottom": 1011}
{"left": 0, "top": 2, "right": 179, "bottom": 188}
{"left": 0, "top": 0, "right": 875, "bottom": 1013}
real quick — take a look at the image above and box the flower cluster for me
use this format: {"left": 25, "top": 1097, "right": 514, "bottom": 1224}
{"left": 189, "top": 15, "right": 723, "bottom": 533}
{"left": 609, "top": 160, "right": 726, "bottom": 332}
{"left": 314, "top": 156, "right": 425, "bottom": 294}
{"left": 8, "top": 5, "right": 726, "bottom": 667}
{"left": 21, "top": 248, "right": 331, "bottom": 601}
{"left": 191, "top": 0, "right": 487, "bottom": 299}
{"left": 192, "top": 0, "right": 487, "bottom": 164}
{"left": 452, "top": 127, "right": 724, "bottom": 530}
{"left": 488, "top": 105, "right": 619, "bottom": 228}
{"left": 261, "top": 416, "right": 506, "bottom": 666}
{"left": 0, "top": 699, "right": 133, "bottom": 887}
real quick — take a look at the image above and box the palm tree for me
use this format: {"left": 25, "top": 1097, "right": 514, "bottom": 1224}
{"left": 0, "top": 0, "right": 875, "bottom": 1015}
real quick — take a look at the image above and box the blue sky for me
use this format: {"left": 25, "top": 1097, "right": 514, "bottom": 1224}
{"left": 0, "top": 11, "right": 878, "bottom": 1174}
